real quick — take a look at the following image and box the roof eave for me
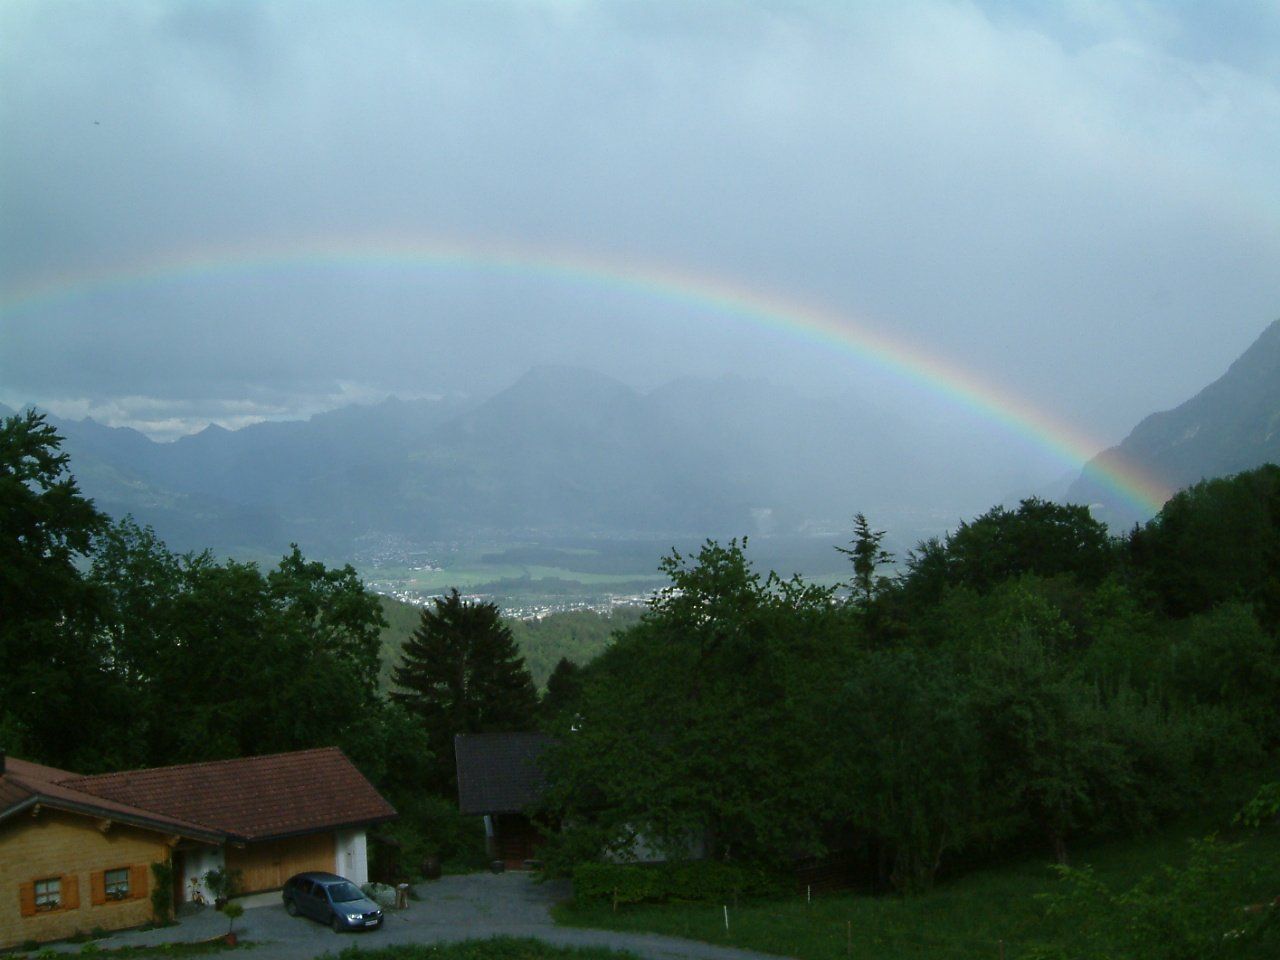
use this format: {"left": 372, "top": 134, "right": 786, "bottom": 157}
{"left": 233, "top": 812, "right": 400, "bottom": 845}
{"left": 0, "top": 794, "right": 40, "bottom": 822}
{"left": 0, "top": 792, "right": 225, "bottom": 845}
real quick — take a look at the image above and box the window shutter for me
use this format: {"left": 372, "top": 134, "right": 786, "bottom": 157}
{"left": 90, "top": 871, "right": 106, "bottom": 906}
{"left": 130, "top": 864, "right": 149, "bottom": 901}
{"left": 19, "top": 882, "right": 36, "bottom": 917}
{"left": 61, "top": 874, "right": 80, "bottom": 910}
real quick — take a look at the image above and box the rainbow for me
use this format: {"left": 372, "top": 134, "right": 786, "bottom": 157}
{"left": 0, "top": 235, "right": 1172, "bottom": 516}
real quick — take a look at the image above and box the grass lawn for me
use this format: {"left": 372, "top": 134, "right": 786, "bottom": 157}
{"left": 12, "top": 937, "right": 246, "bottom": 960}
{"left": 552, "top": 823, "right": 1280, "bottom": 960}
{"left": 326, "top": 939, "right": 641, "bottom": 960}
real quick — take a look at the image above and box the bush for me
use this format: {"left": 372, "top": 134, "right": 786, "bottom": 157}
{"left": 1029, "top": 838, "right": 1280, "bottom": 960}
{"left": 573, "top": 860, "right": 781, "bottom": 906}
{"left": 362, "top": 883, "right": 398, "bottom": 908}
{"left": 573, "top": 863, "right": 659, "bottom": 906}
{"left": 150, "top": 861, "right": 174, "bottom": 925}
{"left": 657, "top": 860, "right": 781, "bottom": 901}
{"left": 381, "top": 795, "right": 488, "bottom": 877}
{"left": 202, "top": 867, "right": 242, "bottom": 903}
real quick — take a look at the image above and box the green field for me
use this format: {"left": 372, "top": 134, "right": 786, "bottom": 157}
{"left": 357, "top": 536, "right": 853, "bottom": 610}
{"left": 368, "top": 562, "right": 665, "bottom": 592}
{"left": 326, "top": 941, "right": 641, "bottom": 960}
{"left": 553, "top": 820, "right": 1280, "bottom": 960}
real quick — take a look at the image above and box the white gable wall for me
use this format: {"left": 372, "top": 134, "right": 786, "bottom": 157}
{"left": 335, "top": 829, "right": 368, "bottom": 885}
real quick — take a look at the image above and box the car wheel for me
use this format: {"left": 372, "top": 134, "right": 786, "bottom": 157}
{"left": 331, "top": 915, "right": 343, "bottom": 933}
{"left": 285, "top": 899, "right": 298, "bottom": 917}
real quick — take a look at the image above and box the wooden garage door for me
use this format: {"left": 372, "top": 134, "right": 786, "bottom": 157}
{"left": 226, "top": 833, "right": 335, "bottom": 893}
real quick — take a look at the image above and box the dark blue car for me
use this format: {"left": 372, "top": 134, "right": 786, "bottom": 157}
{"left": 282, "top": 872, "right": 384, "bottom": 932}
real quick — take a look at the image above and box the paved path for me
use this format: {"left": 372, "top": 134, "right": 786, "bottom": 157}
{"left": 41, "top": 873, "right": 790, "bottom": 960}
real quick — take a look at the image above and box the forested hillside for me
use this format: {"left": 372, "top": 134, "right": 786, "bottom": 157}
{"left": 377, "top": 595, "right": 640, "bottom": 689}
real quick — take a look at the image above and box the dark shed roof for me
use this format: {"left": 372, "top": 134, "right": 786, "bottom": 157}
{"left": 454, "top": 732, "right": 553, "bottom": 815}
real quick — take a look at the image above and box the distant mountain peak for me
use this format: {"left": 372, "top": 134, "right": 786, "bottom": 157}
{"left": 1068, "top": 317, "right": 1280, "bottom": 526}
{"left": 515, "top": 363, "right": 634, "bottom": 388}
{"left": 495, "top": 365, "right": 639, "bottom": 405}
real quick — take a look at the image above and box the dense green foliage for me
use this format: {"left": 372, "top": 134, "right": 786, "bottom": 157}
{"left": 543, "top": 482, "right": 1280, "bottom": 897}
{"left": 0, "top": 409, "right": 110, "bottom": 765}
{"left": 1030, "top": 838, "right": 1279, "bottom": 960}
{"left": 541, "top": 540, "right": 855, "bottom": 868}
{"left": 87, "top": 518, "right": 396, "bottom": 767}
{"left": 1127, "top": 464, "right": 1280, "bottom": 629}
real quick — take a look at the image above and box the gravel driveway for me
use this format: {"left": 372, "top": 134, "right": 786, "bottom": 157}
{"left": 43, "top": 873, "right": 789, "bottom": 960}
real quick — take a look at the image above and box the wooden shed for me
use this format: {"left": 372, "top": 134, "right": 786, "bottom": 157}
{"left": 454, "top": 732, "right": 552, "bottom": 869}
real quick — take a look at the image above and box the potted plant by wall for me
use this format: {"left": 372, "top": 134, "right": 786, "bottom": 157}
{"left": 203, "top": 867, "right": 242, "bottom": 910}
{"left": 222, "top": 901, "right": 244, "bottom": 946}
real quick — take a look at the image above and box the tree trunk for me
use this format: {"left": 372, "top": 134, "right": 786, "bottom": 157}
{"left": 1050, "top": 828, "right": 1068, "bottom": 865}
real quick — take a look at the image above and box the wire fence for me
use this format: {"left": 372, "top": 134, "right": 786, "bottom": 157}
{"left": 680, "top": 900, "right": 1049, "bottom": 960}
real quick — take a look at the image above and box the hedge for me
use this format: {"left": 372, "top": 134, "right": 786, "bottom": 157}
{"left": 572, "top": 860, "right": 782, "bottom": 906}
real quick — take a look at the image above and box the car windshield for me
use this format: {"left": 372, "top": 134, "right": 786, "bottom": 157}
{"left": 328, "top": 882, "right": 364, "bottom": 903}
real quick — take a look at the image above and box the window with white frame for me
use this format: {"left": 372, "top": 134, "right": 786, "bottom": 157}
{"left": 34, "top": 877, "right": 61, "bottom": 911}
{"left": 105, "top": 868, "right": 130, "bottom": 900}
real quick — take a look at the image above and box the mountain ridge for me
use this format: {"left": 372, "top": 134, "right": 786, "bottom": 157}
{"left": 9, "top": 365, "right": 1084, "bottom": 559}
{"left": 1069, "top": 318, "right": 1280, "bottom": 526}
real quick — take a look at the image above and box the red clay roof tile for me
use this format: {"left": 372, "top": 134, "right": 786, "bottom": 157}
{"left": 1, "top": 757, "right": 221, "bottom": 840}
{"left": 60, "top": 747, "right": 396, "bottom": 841}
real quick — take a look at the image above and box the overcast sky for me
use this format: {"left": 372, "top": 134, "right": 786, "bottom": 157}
{"left": 2, "top": 0, "right": 1278, "bottom": 448}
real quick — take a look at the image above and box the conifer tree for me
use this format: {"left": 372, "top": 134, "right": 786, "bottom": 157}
{"left": 838, "top": 512, "right": 894, "bottom": 610}
{"left": 540, "top": 656, "right": 583, "bottom": 729}
{"left": 390, "top": 588, "right": 538, "bottom": 790}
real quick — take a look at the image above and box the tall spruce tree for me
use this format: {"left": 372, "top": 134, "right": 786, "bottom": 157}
{"left": 838, "top": 512, "right": 894, "bottom": 610}
{"left": 390, "top": 588, "right": 538, "bottom": 790}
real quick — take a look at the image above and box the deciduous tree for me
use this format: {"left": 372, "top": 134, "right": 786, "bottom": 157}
{"left": 542, "top": 541, "right": 851, "bottom": 866}
{"left": 0, "top": 411, "right": 111, "bottom": 767}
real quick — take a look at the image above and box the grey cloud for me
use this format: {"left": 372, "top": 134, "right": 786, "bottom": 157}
{"left": 1, "top": 0, "right": 1277, "bottom": 451}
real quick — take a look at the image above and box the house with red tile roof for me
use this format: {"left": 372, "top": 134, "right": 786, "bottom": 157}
{"left": 0, "top": 747, "right": 395, "bottom": 949}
